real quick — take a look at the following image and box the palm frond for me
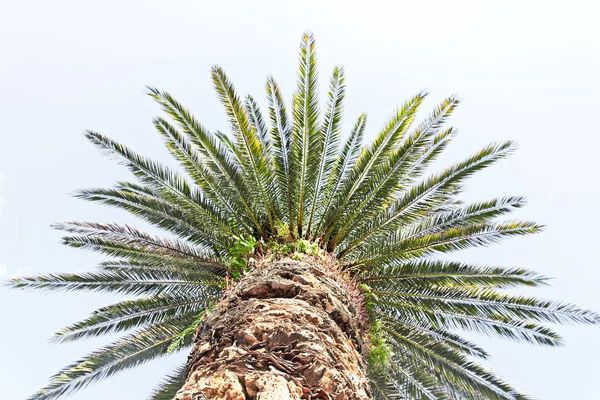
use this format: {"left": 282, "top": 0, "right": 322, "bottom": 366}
{"left": 290, "top": 32, "right": 320, "bottom": 237}
{"left": 395, "top": 324, "right": 490, "bottom": 359}
{"left": 56, "top": 233, "right": 228, "bottom": 277}
{"left": 376, "top": 286, "right": 599, "bottom": 325}
{"left": 8, "top": 268, "right": 222, "bottom": 296}
{"left": 360, "top": 259, "right": 548, "bottom": 289}
{"left": 266, "top": 76, "right": 294, "bottom": 226}
{"left": 53, "top": 293, "right": 217, "bottom": 343}
{"left": 343, "top": 141, "right": 517, "bottom": 254}
{"left": 54, "top": 222, "right": 222, "bottom": 264}
{"left": 149, "top": 363, "right": 186, "bottom": 400}
{"left": 26, "top": 318, "right": 196, "bottom": 400}
{"left": 153, "top": 117, "right": 253, "bottom": 234}
{"left": 85, "top": 131, "right": 236, "bottom": 238}
{"left": 313, "top": 113, "right": 367, "bottom": 238}
{"left": 370, "top": 370, "right": 407, "bottom": 400}
{"left": 387, "top": 359, "right": 447, "bottom": 400}
{"left": 245, "top": 95, "right": 270, "bottom": 151}
{"left": 305, "top": 66, "right": 346, "bottom": 238}
{"left": 322, "top": 92, "right": 426, "bottom": 247}
{"left": 147, "top": 87, "right": 261, "bottom": 235}
{"left": 399, "top": 196, "right": 528, "bottom": 242}
{"left": 212, "top": 66, "right": 275, "bottom": 234}
{"left": 353, "top": 221, "right": 542, "bottom": 265}
{"left": 375, "top": 299, "right": 563, "bottom": 346}
{"left": 332, "top": 97, "right": 458, "bottom": 247}
{"left": 382, "top": 320, "right": 532, "bottom": 400}
{"left": 75, "top": 183, "right": 228, "bottom": 251}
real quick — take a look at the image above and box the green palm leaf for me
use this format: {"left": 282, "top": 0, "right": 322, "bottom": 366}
{"left": 343, "top": 141, "right": 517, "bottom": 254}
{"left": 9, "top": 268, "right": 221, "bottom": 296}
{"left": 153, "top": 117, "right": 253, "bottom": 234}
{"left": 388, "top": 360, "right": 447, "bottom": 400}
{"left": 26, "top": 319, "right": 196, "bottom": 400}
{"left": 305, "top": 66, "right": 346, "bottom": 237}
{"left": 382, "top": 321, "right": 532, "bottom": 400}
{"left": 374, "top": 286, "right": 598, "bottom": 325}
{"left": 376, "top": 299, "right": 563, "bottom": 346}
{"left": 290, "top": 32, "right": 321, "bottom": 237}
{"left": 212, "top": 66, "right": 275, "bottom": 234}
{"left": 75, "top": 183, "right": 228, "bottom": 250}
{"left": 85, "top": 131, "right": 235, "bottom": 238}
{"left": 147, "top": 87, "right": 261, "bottom": 235}
{"left": 322, "top": 93, "right": 426, "bottom": 248}
{"left": 332, "top": 97, "right": 458, "bottom": 247}
{"left": 266, "top": 76, "right": 294, "bottom": 227}
{"left": 313, "top": 113, "right": 367, "bottom": 238}
{"left": 361, "top": 259, "right": 547, "bottom": 289}
{"left": 53, "top": 293, "right": 218, "bottom": 343}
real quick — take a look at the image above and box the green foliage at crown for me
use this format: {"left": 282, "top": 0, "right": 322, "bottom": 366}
{"left": 8, "top": 32, "right": 599, "bottom": 400}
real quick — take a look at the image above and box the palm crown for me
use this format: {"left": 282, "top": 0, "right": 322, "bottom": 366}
{"left": 9, "top": 33, "right": 599, "bottom": 400}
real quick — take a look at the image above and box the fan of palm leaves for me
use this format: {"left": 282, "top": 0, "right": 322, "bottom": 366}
{"left": 8, "top": 32, "right": 599, "bottom": 400}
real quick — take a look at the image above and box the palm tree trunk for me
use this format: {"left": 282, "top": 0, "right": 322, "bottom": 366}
{"left": 174, "top": 257, "right": 372, "bottom": 400}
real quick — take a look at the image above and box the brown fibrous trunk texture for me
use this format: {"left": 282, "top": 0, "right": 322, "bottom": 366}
{"left": 174, "top": 257, "right": 372, "bottom": 400}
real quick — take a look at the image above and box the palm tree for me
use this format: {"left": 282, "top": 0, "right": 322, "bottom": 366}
{"left": 8, "top": 32, "right": 599, "bottom": 400}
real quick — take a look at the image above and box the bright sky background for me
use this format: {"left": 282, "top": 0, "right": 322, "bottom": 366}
{"left": 1, "top": 0, "right": 599, "bottom": 398}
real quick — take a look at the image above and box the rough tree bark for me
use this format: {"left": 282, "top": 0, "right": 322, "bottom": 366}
{"left": 174, "top": 257, "right": 372, "bottom": 400}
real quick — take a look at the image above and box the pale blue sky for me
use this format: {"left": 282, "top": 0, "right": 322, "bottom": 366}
{"left": 1, "top": 0, "right": 599, "bottom": 398}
